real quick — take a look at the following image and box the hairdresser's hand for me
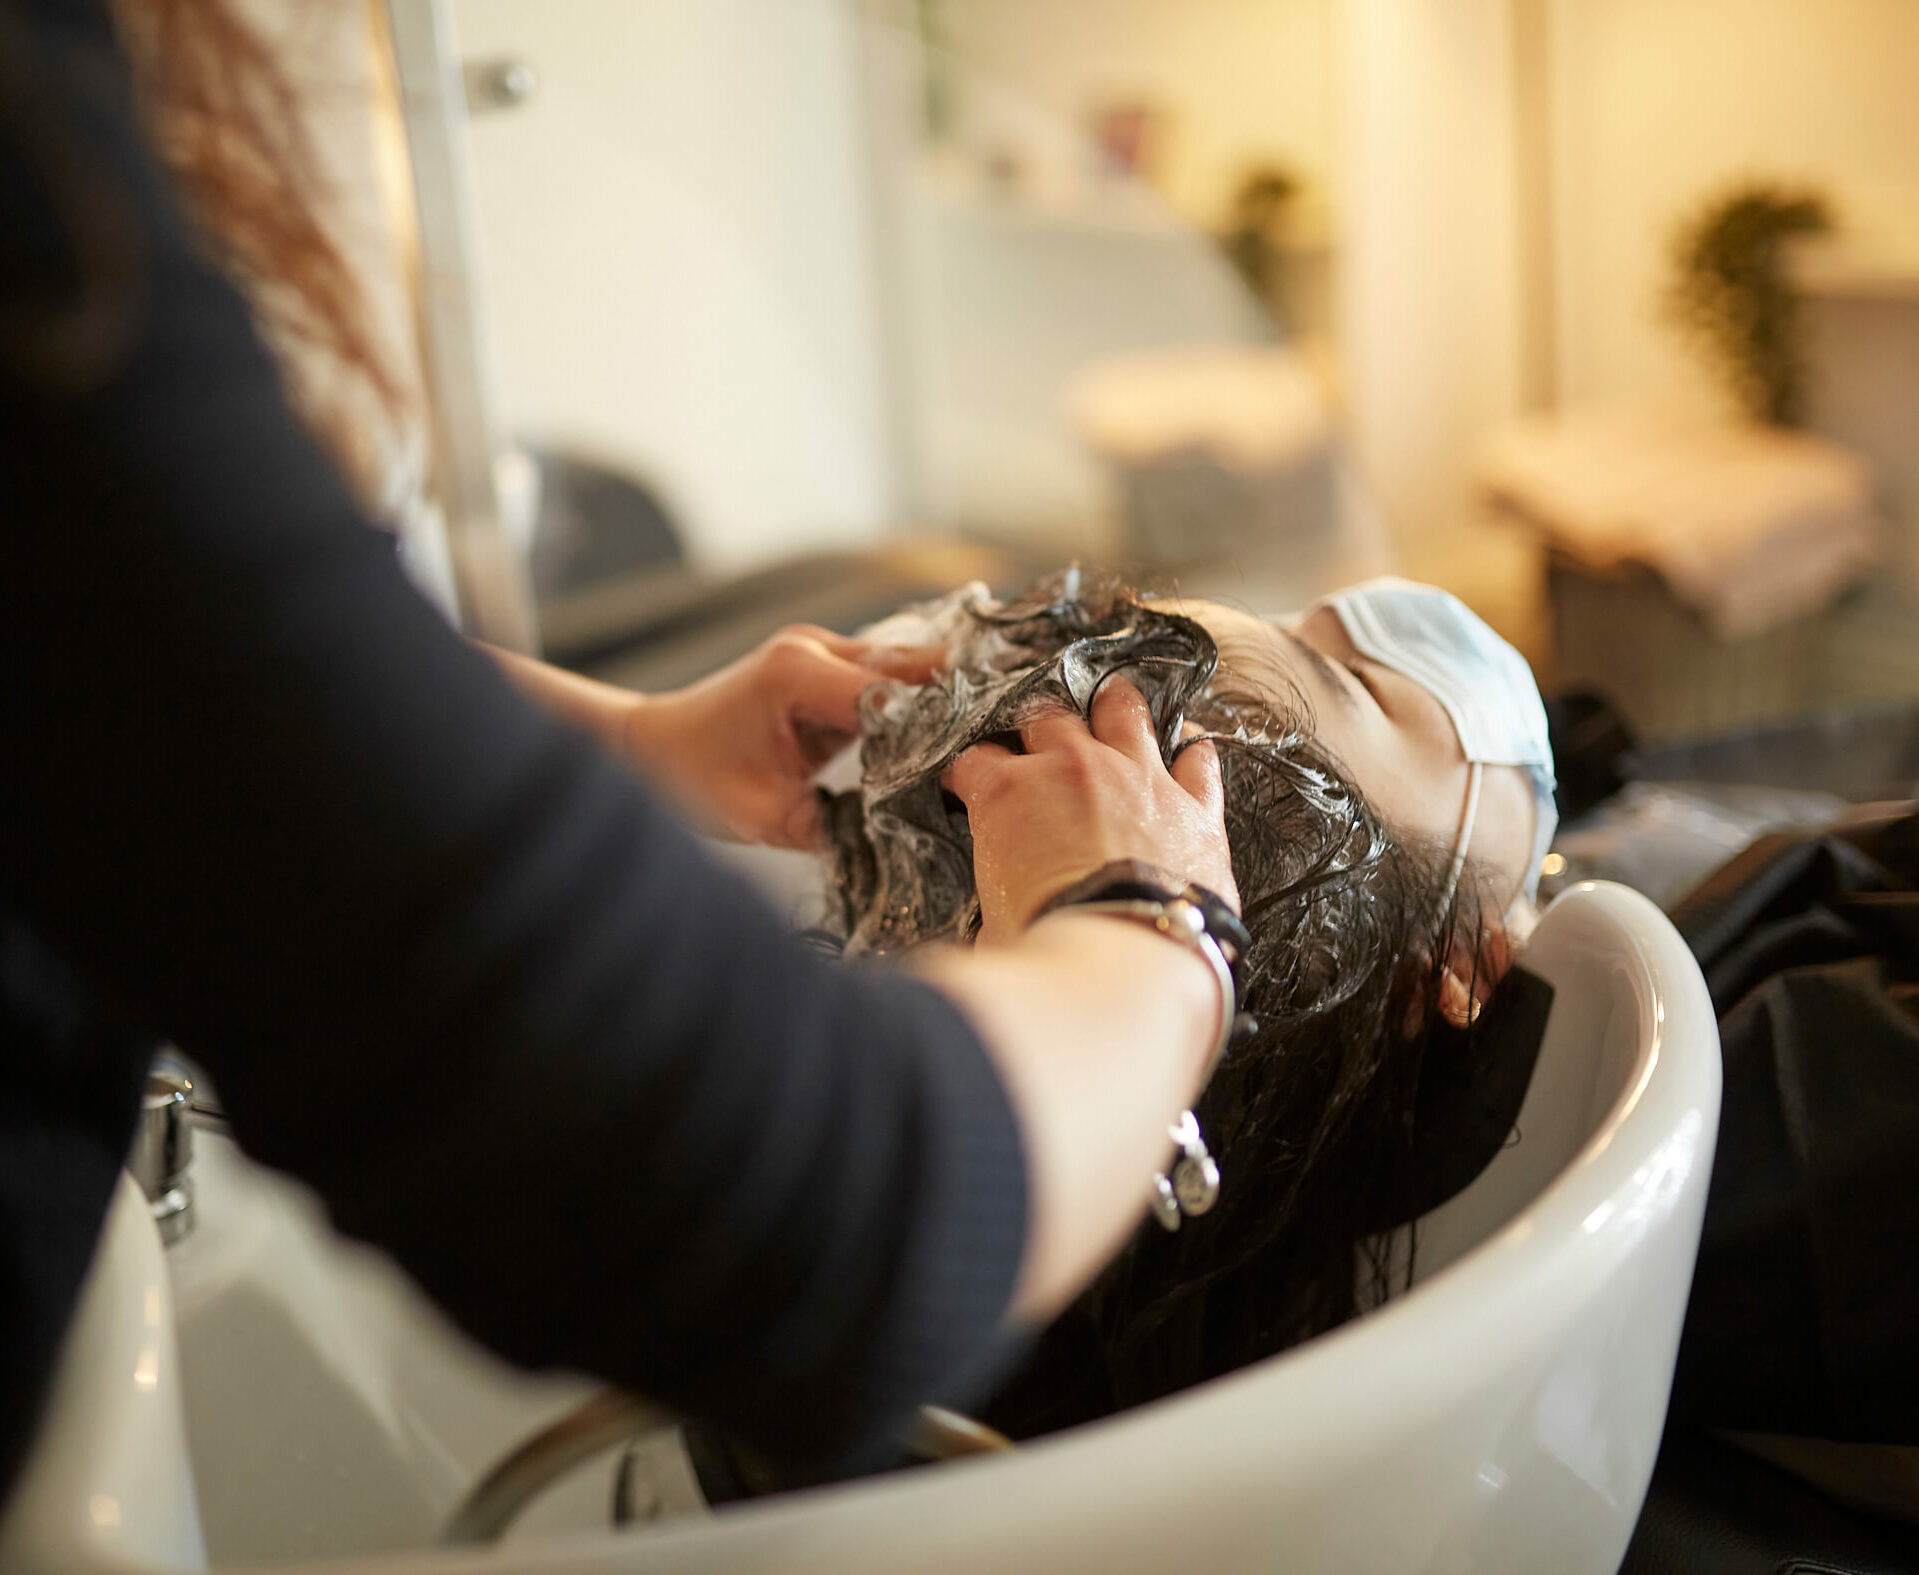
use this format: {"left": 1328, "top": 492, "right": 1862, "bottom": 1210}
{"left": 947, "top": 679, "right": 1236, "bottom": 944}
{"left": 625, "top": 625, "right": 944, "bottom": 848}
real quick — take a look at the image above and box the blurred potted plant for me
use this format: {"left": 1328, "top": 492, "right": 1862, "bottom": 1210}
{"left": 1668, "top": 182, "right": 1833, "bottom": 426}
{"left": 914, "top": 0, "right": 954, "bottom": 145}
{"left": 1219, "top": 163, "right": 1299, "bottom": 329}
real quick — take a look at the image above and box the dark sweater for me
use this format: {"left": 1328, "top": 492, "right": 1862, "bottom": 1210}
{"left": 0, "top": 0, "right": 1024, "bottom": 1498}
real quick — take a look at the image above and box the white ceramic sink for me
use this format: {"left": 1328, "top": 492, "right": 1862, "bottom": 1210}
{"left": 168, "top": 1133, "right": 705, "bottom": 1565}
{"left": 0, "top": 1128, "right": 708, "bottom": 1575}
{"left": 0, "top": 881, "right": 1722, "bottom": 1574}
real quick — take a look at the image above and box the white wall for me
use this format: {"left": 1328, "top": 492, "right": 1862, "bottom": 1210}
{"left": 897, "top": 0, "right": 1529, "bottom": 559}
{"left": 857, "top": 5, "right": 1310, "bottom": 548}
{"left": 1336, "top": 0, "right": 1524, "bottom": 545}
{"left": 1545, "top": 0, "right": 1919, "bottom": 414}
{"left": 928, "top": 0, "right": 1338, "bottom": 231}
{"left": 452, "top": 0, "right": 896, "bottom": 570}
{"left": 1334, "top": 0, "right": 1919, "bottom": 555}
{"left": 444, "top": 0, "right": 1919, "bottom": 577}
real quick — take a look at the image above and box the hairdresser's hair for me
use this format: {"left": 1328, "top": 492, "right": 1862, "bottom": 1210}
{"left": 820, "top": 571, "right": 1490, "bottom": 1438}
{"left": 125, "top": 0, "right": 406, "bottom": 483}
{"left": 0, "top": 0, "right": 401, "bottom": 476}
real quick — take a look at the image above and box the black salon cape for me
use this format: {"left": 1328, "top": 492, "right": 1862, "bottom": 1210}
{"left": 1667, "top": 812, "right": 1919, "bottom": 1443}
{"left": 0, "top": 0, "right": 1025, "bottom": 1499}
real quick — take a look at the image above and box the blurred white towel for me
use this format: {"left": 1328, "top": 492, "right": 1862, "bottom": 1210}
{"left": 1480, "top": 407, "right": 1884, "bottom": 639}
{"left": 1068, "top": 344, "right": 1333, "bottom": 472}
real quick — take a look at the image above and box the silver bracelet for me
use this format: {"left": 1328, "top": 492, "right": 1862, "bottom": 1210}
{"left": 1051, "top": 896, "right": 1232, "bottom": 1230}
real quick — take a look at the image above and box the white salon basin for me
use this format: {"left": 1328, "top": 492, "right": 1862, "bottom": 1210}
{"left": 0, "top": 880, "right": 1721, "bottom": 1574}
{"left": 164, "top": 1136, "right": 675, "bottom": 1565}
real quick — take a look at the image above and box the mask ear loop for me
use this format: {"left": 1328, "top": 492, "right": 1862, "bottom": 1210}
{"left": 1440, "top": 760, "right": 1484, "bottom": 915}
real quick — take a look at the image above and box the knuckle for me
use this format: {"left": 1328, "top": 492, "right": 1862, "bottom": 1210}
{"left": 1067, "top": 743, "right": 1104, "bottom": 781}
{"left": 949, "top": 748, "right": 999, "bottom": 796}
{"left": 1044, "top": 748, "right": 1101, "bottom": 797}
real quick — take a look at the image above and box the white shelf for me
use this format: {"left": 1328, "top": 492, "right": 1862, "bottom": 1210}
{"left": 913, "top": 166, "right": 1337, "bottom": 253}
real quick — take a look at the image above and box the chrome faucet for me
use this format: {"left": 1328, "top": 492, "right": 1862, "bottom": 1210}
{"left": 130, "top": 1070, "right": 197, "bottom": 1244}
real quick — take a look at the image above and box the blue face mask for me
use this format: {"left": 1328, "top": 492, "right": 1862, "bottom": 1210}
{"left": 1314, "top": 579, "right": 1558, "bottom": 904}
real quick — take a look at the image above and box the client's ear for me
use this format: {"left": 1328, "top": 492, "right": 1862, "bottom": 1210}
{"left": 1401, "top": 921, "right": 1516, "bottom": 1034}
{"left": 1436, "top": 922, "right": 1516, "bottom": 1029}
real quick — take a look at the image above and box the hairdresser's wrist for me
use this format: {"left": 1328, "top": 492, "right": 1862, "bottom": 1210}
{"left": 1030, "top": 860, "right": 1244, "bottom": 942}
{"left": 620, "top": 690, "right": 681, "bottom": 781}
{"left": 1035, "top": 861, "right": 1243, "bottom": 1060}
{"left": 912, "top": 914, "right": 1225, "bottom": 1320}
{"left": 1022, "top": 910, "right": 1226, "bottom": 1088}
{"left": 489, "top": 645, "right": 653, "bottom": 759}
{"left": 620, "top": 690, "right": 750, "bottom": 839}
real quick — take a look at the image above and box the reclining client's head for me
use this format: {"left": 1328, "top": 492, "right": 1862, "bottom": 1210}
{"left": 817, "top": 568, "right": 1558, "bottom": 1438}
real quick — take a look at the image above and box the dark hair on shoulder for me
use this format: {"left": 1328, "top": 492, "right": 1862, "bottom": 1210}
{"left": 117, "top": 0, "right": 403, "bottom": 424}
{"left": 818, "top": 569, "right": 1492, "bottom": 1439}
{"left": 0, "top": 0, "right": 148, "bottom": 390}
{"left": 0, "top": 0, "right": 400, "bottom": 464}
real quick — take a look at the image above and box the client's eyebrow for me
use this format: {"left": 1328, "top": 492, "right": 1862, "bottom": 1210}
{"left": 1275, "top": 628, "right": 1359, "bottom": 712}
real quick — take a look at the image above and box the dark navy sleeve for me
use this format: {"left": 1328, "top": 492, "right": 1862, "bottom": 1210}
{"left": 0, "top": 0, "right": 1025, "bottom": 1469}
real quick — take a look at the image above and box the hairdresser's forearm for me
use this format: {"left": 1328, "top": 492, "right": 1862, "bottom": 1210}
{"left": 487, "top": 647, "right": 639, "bottom": 754}
{"left": 484, "top": 647, "right": 741, "bottom": 835}
{"left": 483, "top": 647, "right": 744, "bottom": 836}
{"left": 485, "top": 634, "right": 940, "bottom": 849}
{"left": 911, "top": 912, "right": 1221, "bottom": 1325}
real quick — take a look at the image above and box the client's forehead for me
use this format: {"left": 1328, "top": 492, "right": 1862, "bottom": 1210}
{"left": 1163, "top": 597, "right": 1539, "bottom": 910}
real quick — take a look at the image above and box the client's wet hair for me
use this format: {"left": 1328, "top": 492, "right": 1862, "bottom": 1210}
{"left": 817, "top": 570, "right": 1488, "bottom": 1438}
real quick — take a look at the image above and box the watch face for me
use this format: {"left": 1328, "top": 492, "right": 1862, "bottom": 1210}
{"left": 1173, "top": 1154, "right": 1220, "bottom": 1215}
